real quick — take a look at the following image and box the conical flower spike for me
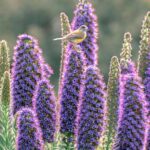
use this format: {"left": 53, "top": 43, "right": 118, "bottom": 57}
{"left": 33, "top": 79, "right": 56, "bottom": 143}
{"left": 16, "top": 108, "right": 44, "bottom": 150}
{"left": 105, "top": 56, "right": 120, "bottom": 149}
{"left": 138, "top": 11, "right": 150, "bottom": 149}
{"left": 72, "top": 0, "right": 99, "bottom": 66}
{"left": 60, "top": 46, "right": 85, "bottom": 137}
{"left": 11, "top": 34, "right": 47, "bottom": 115}
{"left": 0, "top": 40, "right": 10, "bottom": 88}
{"left": 76, "top": 66, "right": 107, "bottom": 150}
{"left": 113, "top": 62, "right": 148, "bottom": 150}
{"left": 58, "top": 12, "right": 71, "bottom": 95}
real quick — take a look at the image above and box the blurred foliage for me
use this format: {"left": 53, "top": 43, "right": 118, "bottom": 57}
{"left": 0, "top": 0, "right": 149, "bottom": 89}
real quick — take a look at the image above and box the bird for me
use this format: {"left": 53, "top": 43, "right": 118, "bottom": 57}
{"left": 53, "top": 25, "right": 88, "bottom": 44}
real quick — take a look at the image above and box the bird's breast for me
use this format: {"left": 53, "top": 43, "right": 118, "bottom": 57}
{"left": 74, "top": 38, "right": 85, "bottom": 44}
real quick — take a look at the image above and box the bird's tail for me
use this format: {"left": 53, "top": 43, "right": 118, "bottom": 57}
{"left": 53, "top": 37, "right": 65, "bottom": 41}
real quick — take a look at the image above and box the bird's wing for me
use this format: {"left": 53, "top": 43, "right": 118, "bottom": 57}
{"left": 66, "top": 30, "right": 84, "bottom": 40}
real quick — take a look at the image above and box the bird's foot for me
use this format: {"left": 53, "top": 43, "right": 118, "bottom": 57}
{"left": 72, "top": 44, "right": 82, "bottom": 53}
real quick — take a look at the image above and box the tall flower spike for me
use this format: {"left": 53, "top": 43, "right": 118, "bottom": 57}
{"left": 16, "top": 108, "right": 44, "bottom": 150}
{"left": 72, "top": 0, "right": 99, "bottom": 66}
{"left": 60, "top": 46, "right": 85, "bottom": 137}
{"left": 0, "top": 71, "right": 11, "bottom": 106}
{"left": 105, "top": 56, "right": 120, "bottom": 150}
{"left": 0, "top": 40, "right": 10, "bottom": 87}
{"left": 59, "top": 12, "right": 71, "bottom": 76}
{"left": 113, "top": 61, "right": 148, "bottom": 150}
{"left": 58, "top": 12, "right": 71, "bottom": 96}
{"left": 58, "top": 14, "right": 72, "bottom": 142}
{"left": 144, "top": 53, "right": 150, "bottom": 149}
{"left": 33, "top": 79, "right": 56, "bottom": 143}
{"left": 138, "top": 11, "right": 150, "bottom": 149}
{"left": 76, "top": 66, "right": 107, "bottom": 150}
{"left": 11, "top": 34, "right": 46, "bottom": 115}
{"left": 120, "top": 32, "right": 133, "bottom": 75}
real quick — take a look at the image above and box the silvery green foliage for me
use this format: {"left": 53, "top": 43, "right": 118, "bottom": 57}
{"left": 0, "top": 104, "right": 16, "bottom": 150}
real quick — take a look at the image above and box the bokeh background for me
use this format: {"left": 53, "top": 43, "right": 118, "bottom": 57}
{"left": 0, "top": 0, "right": 149, "bottom": 89}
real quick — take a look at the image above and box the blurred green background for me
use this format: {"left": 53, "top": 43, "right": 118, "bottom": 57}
{"left": 0, "top": 0, "right": 149, "bottom": 88}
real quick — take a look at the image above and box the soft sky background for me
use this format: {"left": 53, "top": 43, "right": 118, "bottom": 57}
{"left": 0, "top": 0, "right": 149, "bottom": 89}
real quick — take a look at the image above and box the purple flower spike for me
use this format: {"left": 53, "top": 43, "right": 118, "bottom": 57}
{"left": 11, "top": 34, "right": 48, "bottom": 115}
{"left": 60, "top": 47, "right": 85, "bottom": 135}
{"left": 33, "top": 79, "right": 56, "bottom": 143}
{"left": 113, "top": 61, "right": 148, "bottom": 150}
{"left": 76, "top": 66, "right": 107, "bottom": 150}
{"left": 143, "top": 53, "right": 150, "bottom": 111}
{"left": 16, "top": 108, "right": 44, "bottom": 150}
{"left": 72, "top": 0, "right": 99, "bottom": 66}
{"left": 138, "top": 12, "right": 150, "bottom": 149}
{"left": 143, "top": 53, "right": 150, "bottom": 149}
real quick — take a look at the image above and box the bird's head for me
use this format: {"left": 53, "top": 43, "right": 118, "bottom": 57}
{"left": 79, "top": 25, "right": 88, "bottom": 32}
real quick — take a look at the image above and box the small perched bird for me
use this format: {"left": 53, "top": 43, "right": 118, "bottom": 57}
{"left": 53, "top": 25, "right": 88, "bottom": 44}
